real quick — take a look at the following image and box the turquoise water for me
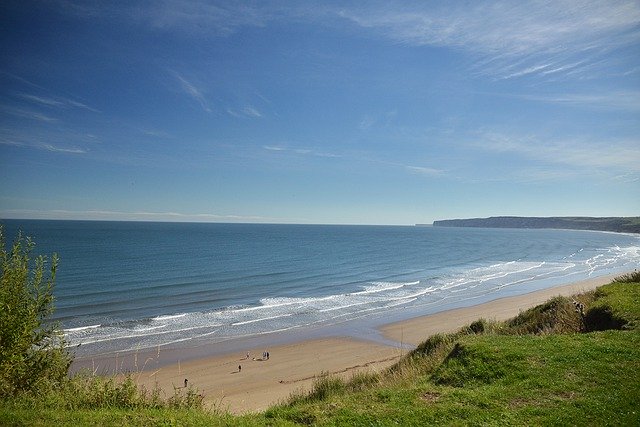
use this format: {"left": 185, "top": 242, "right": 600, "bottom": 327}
{"left": 3, "top": 220, "right": 639, "bottom": 357}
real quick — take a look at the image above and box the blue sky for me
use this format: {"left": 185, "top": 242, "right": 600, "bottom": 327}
{"left": 1, "top": 1, "right": 639, "bottom": 225}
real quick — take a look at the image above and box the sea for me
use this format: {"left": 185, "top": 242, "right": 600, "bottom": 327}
{"left": 2, "top": 220, "right": 639, "bottom": 359}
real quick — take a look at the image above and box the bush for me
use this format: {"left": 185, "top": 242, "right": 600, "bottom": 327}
{"left": 504, "top": 296, "right": 585, "bottom": 334}
{"left": 0, "top": 226, "right": 71, "bottom": 398}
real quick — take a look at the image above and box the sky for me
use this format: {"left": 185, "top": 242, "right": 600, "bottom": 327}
{"left": 1, "top": 1, "right": 639, "bottom": 225}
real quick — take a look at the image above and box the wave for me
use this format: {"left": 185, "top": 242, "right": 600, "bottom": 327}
{"left": 65, "top": 240, "right": 640, "bottom": 357}
{"left": 65, "top": 324, "right": 101, "bottom": 333}
{"left": 232, "top": 312, "right": 295, "bottom": 326}
{"left": 353, "top": 280, "right": 420, "bottom": 295}
{"left": 152, "top": 313, "right": 187, "bottom": 321}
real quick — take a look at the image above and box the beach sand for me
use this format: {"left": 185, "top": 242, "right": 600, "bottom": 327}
{"left": 127, "top": 338, "right": 402, "bottom": 414}
{"left": 84, "top": 272, "right": 624, "bottom": 414}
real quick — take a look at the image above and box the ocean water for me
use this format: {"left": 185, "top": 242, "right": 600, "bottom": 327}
{"left": 2, "top": 220, "right": 639, "bottom": 357}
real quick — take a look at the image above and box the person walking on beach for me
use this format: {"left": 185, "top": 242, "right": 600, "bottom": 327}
{"left": 238, "top": 365, "right": 242, "bottom": 372}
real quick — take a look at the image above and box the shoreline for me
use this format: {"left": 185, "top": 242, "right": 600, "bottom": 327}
{"left": 70, "top": 271, "right": 629, "bottom": 414}
{"left": 380, "top": 272, "right": 622, "bottom": 345}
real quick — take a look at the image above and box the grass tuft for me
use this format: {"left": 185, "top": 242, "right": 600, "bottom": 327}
{"left": 505, "top": 296, "right": 588, "bottom": 335}
{"left": 614, "top": 270, "right": 640, "bottom": 283}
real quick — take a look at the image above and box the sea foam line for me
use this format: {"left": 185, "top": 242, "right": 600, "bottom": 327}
{"left": 152, "top": 313, "right": 187, "bottom": 321}
{"left": 231, "top": 312, "right": 295, "bottom": 326}
{"left": 353, "top": 280, "right": 420, "bottom": 295}
{"left": 65, "top": 324, "right": 101, "bottom": 333}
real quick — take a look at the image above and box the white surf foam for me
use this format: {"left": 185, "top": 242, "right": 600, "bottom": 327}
{"left": 65, "top": 324, "right": 101, "bottom": 333}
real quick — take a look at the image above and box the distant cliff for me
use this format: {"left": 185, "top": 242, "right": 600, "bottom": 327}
{"left": 431, "top": 216, "right": 640, "bottom": 234}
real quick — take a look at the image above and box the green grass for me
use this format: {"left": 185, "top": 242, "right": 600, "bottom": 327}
{"left": 2, "top": 277, "right": 639, "bottom": 426}
{"left": 0, "top": 406, "right": 231, "bottom": 427}
{"left": 261, "top": 332, "right": 639, "bottom": 426}
{"left": 585, "top": 273, "right": 640, "bottom": 331}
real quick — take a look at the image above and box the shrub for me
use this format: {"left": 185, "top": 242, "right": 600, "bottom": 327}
{"left": 0, "top": 226, "right": 71, "bottom": 398}
{"left": 505, "top": 296, "right": 584, "bottom": 334}
{"left": 468, "top": 318, "right": 487, "bottom": 334}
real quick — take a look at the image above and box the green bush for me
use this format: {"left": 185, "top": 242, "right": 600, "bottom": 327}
{"left": 0, "top": 226, "right": 71, "bottom": 398}
{"left": 505, "top": 296, "right": 585, "bottom": 334}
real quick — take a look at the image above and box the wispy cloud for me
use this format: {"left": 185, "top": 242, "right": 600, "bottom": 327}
{"left": 19, "top": 94, "right": 64, "bottom": 107}
{"left": 610, "top": 172, "right": 640, "bottom": 183}
{"left": 0, "top": 208, "right": 293, "bottom": 223}
{"left": 517, "top": 91, "right": 640, "bottom": 111}
{"left": 0, "top": 135, "right": 86, "bottom": 154}
{"left": 501, "top": 63, "right": 553, "bottom": 80}
{"left": 337, "top": 1, "right": 640, "bottom": 79}
{"left": 0, "top": 126, "right": 90, "bottom": 155}
{"left": 170, "top": 71, "right": 211, "bottom": 113}
{"left": 54, "top": 0, "right": 278, "bottom": 38}
{"left": 374, "top": 159, "right": 444, "bottom": 177}
{"left": 263, "top": 145, "right": 286, "bottom": 152}
{"left": 475, "top": 131, "right": 640, "bottom": 172}
{"left": 42, "top": 143, "right": 86, "bottom": 154}
{"left": 263, "top": 145, "right": 443, "bottom": 178}
{"left": 242, "top": 106, "right": 262, "bottom": 118}
{"left": 263, "top": 145, "right": 340, "bottom": 158}
{"left": 404, "top": 165, "right": 444, "bottom": 177}
{"left": 227, "top": 106, "right": 263, "bottom": 118}
{"left": 141, "top": 1, "right": 271, "bottom": 37}
{"left": 137, "top": 127, "right": 171, "bottom": 139}
{"left": 1, "top": 72, "right": 48, "bottom": 90}
{"left": 0, "top": 138, "right": 25, "bottom": 147}
{"left": 19, "top": 93, "right": 99, "bottom": 112}
{"left": 1, "top": 105, "right": 58, "bottom": 122}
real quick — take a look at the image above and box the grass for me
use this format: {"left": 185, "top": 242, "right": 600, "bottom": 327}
{"left": 2, "top": 274, "right": 639, "bottom": 425}
{"left": 263, "top": 332, "right": 638, "bottom": 426}
{"left": 585, "top": 271, "right": 640, "bottom": 331}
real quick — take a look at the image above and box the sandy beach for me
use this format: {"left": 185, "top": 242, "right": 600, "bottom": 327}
{"left": 128, "top": 337, "right": 402, "bottom": 414}
{"left": 79, "top": 272, "right": 625, "bottom": 414}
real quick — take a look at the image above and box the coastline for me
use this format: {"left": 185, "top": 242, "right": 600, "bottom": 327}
{"left": 71, "top": 271, "right": 629, "bottom": 414}
{"left": 380, "top": 272, "right": 622, "bottom": 345}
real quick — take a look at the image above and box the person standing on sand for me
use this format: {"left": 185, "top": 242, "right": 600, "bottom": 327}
{"left": 238, "top": 365, "right": 242, "bottom": 372}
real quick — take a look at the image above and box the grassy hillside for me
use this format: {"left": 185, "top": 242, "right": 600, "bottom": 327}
{"left": 2, "top": 272, "right": 639, "bottom": 426}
